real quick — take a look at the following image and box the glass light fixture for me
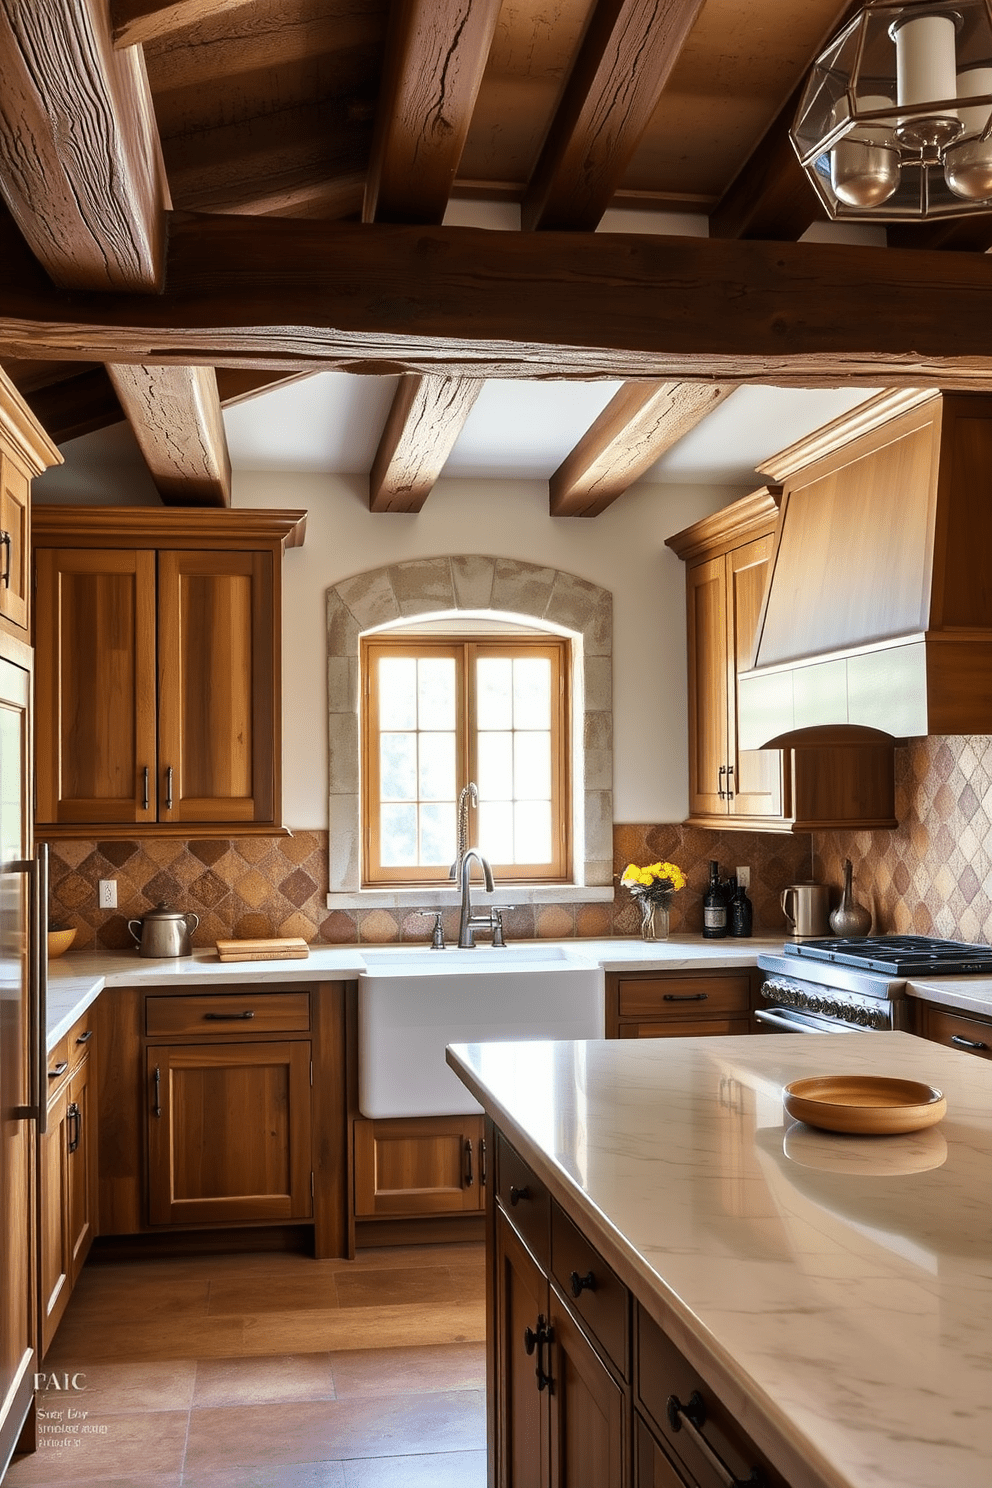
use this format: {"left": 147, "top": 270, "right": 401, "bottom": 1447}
{"left": 792, "top": 0, "right": 992, "bottom": 219}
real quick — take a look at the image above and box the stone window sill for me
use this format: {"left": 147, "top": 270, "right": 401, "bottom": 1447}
{"left": 326, "top": 885, "right": 614, "bottom": 911}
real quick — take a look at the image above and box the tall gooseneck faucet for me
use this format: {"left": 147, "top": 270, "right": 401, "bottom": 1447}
{"left": 457, "top": 847, "right": 495, "bottom": 948}
{"left": 451, "top": 782, "right": 478, "bottom": 882}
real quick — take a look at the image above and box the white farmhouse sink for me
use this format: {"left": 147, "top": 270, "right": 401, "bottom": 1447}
{"left": 358, "top": 949, "right": 604, "bottom": 1117}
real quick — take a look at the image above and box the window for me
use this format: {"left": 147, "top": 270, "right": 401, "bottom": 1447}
{"left": 362, "top": 635, "right": 569, "bottom": 885}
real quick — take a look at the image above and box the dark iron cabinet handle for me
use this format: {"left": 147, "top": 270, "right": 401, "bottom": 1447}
{"left": 464, "top": 1139, "right": 474, "bottom": 1187}
{"left": 480, "top": 1137, "right": 487, "bottom": 1186}
{"left": 523, "top": 1318, "right": 552, "bottom": 1392}
{"left": 153, "top": 1065, "right": 162, "bottom": 1117}
{"left": 67, "top": 1102, "right": 81, "bottom": 1154}
{"left": 165, "top": 765, "right": 174, "bottom": 811}
{"left": 48, "top": 1061, "right": 68, "bottom": 1079}
{"left": 142, "top": 765, "right": 150, "bottom": 811}
{"left": 667, "top": 1391, "right": 766, "bottom": 1488}
{"left": 204, "top": 1011, "right": 256, "bottom": 1021}
{"left": 76, "top": 1028, "right": 93, "bottom": 1044}
{"left": 509, "top": 1184, "right": 530, "bottom": 1206}
{"left": 569, "top": 1269, "right": 596, "bottom": 1298}
{"left": 663, "top": 992, "right": 708, "bottom": 1002}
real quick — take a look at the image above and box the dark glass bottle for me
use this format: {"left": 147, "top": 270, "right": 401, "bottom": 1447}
{"left": 702, "top": 859, "right": 728, "bottom": 938}
{"left": 729, "top": 876, "right": 753, "bottom": 938}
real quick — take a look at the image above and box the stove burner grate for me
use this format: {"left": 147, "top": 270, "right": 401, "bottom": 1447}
{"left": 784, "top": 934, "right": 992, "bottom": 976}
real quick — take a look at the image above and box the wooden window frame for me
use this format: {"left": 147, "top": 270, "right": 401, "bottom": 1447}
{"left": 362, "top": 634, "right": 570, "bottom": 886}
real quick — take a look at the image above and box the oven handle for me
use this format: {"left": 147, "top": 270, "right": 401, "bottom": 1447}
{"left": 754, "top": 1007, "right": 857, "bottom": 1034}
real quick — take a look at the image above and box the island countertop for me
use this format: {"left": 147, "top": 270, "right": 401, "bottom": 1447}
{"left": 447, "top": 1031, "right": 992, "bottom": 1488}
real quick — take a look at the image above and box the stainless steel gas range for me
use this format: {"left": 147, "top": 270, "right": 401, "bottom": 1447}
{"left": 756, "top": 935, "right": 992, "bottom": 1033}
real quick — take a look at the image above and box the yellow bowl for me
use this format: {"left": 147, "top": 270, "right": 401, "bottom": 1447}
{"left": 47, "top": 928, "right": 77, "bottom": 958}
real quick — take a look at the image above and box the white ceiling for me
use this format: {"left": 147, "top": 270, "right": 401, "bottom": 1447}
{"left": 35, "top": 374, "right": 882, "bottom": 504}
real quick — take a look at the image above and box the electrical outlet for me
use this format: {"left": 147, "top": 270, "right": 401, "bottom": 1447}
{"left": 735, "top": 866, "right": 751, "bottom": 891}
{"left": 98, "top": 879, "right": 117, "bottom": 910}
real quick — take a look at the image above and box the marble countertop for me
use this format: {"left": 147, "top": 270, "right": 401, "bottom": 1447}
{"left": 448, "top": 1032, "right": 992, "bottom": 1488}
{"left": 44, "top": 935, "right": 780, "bottom": 1049}
{"left": 906, "top": 975, "right": 992, "bottom": 1017}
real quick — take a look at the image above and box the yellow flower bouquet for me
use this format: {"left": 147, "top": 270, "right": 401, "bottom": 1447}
{"left": 620, "top": 860, "right": 687, "bottom": 940}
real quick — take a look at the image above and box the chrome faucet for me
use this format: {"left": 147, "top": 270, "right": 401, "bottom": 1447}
{"left": 456, "top": 847, "right": 496, "bottom": 948}
{"left": 451, "top": 782, "right": 478, "bottom": 880}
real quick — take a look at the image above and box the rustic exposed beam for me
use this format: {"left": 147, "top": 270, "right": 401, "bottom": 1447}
{"left": 708, "top": 79, "right": 825, "bottom": 242}
{"left": 887, "top": 217, "right": 992, "bottom": 253}
{"left": 522, "top": 0, "right": 707, "bottom": 232}
{"left": 111, "top": 0, "right": 255, "bottom": 48}
{"left": 215, "top": 369, "right": 318, "bottom": 406}
{"left": 106, "top": 364, "right": 232, "bottom": 506}
{"left": 369, "top": 375, "right": 483, "bottom": 511}
{"left": 364, "top": 0, "right": 503, "bottom": 224}
{"left": 0, "top": 0, "right": 169, "bottom": 292}
{"left": 550, "top": 382, "right": 736, "bottom": 517}
{"left": 4, "top": 216, "right": 992, "bottom": 386}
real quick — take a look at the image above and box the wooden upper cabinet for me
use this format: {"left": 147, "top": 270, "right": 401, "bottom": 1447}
{"left": 0, "top": 369, "right": 62, "bottom": 641}
{"left": 668, "top": 490, "right": 895, "bottom": 833}
{"left": 33, "top": 507, "right": 306, "bottom": 834}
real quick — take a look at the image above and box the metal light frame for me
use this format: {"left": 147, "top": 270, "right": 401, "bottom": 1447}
{"left": 792, "top": 0, "right": 992, "bottom": 220}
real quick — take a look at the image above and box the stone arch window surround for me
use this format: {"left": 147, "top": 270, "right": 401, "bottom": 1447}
{"left": 326, "top": 556, "right": 613, "bottom": 907}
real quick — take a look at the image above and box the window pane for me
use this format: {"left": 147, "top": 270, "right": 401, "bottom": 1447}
{"left": 515, "top": 800, "right": 551, "bottom": 863}
{"left": 513, "top": 657, "right": 551, "bottom": 729}
{"left": 418, "top": 657, "right": 456, "bottom": 730}
{"left": 478, "top": 800, "right": 514, "bottom": 863}
{"left": 478, "top": 731, "right": 513, "bottom": 799}
{"left": 420, "top": 802, "right": 455, "bottom": 865}
{"left": 378, "top": 656, "right": 416, "bottom": 729}
{"left": 477, "top": 658, "right": 512, "bottom": 729}
{"left": 514, "top": 732, "right": 551, "bottom": 800}
{"left": 381, "top": 803, "right": 417, "bottom": 864}
{"left": 419, "top": 731, "right": 456, "bottom": 801}
{"left": 380, "top": 733, "right": 417, "bottom": 800}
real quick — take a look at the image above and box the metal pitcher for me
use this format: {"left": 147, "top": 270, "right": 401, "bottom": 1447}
{"left": 127, "top": 902, "right": 199, "bottom": 957}
{"left": 780, "top": 882, "right": 830, "bottom": 939}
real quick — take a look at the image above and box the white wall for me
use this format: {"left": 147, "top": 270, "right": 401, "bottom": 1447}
{"left": 233, "top": 471, "right": 746, "bottom": 829}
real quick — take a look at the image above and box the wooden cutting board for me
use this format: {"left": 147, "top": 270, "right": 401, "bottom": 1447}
{"left": 216, "top": 937, "right": 310, "bottom": 962}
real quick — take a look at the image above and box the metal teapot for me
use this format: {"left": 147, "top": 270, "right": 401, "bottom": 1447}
{"left": 127, "top": 902, "right": 199, "bottom": 958}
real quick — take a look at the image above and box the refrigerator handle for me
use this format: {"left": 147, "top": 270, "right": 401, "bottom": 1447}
{"left": 16, "top": 844, "right": 49, "bottom": 1134}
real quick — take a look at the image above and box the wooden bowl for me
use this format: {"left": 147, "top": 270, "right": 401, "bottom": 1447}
{"left": 783, "top": 1075, "right": 946, "bottom": 1135}
{"left": 47, "top": 927, "right": 77, "bottom": 958}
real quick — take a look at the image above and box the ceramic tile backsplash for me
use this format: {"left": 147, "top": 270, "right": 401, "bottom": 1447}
{"left": 814, "top": 735, "right": 992, "bottom": 943}
{"left": 44, "top": 826, "right": 813, "bottom": 950}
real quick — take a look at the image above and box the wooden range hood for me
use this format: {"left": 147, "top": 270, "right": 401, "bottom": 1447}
{"left": 739, "top": 389, "right": 992, "bottom": 751}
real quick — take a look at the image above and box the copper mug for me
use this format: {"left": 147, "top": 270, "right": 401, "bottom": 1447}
{"left": 780, "top": 882, "right": 830, "bottom": 939}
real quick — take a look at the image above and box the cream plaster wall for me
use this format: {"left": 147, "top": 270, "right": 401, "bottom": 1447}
{"left": 232, "top": 471, "right": 746, "bottom": 829}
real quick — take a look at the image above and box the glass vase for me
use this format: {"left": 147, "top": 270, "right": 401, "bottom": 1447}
{"left": 639, "top": 899, "right": 670, "bottom": 942}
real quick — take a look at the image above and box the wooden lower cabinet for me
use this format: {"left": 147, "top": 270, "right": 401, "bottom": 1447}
{"left": 354, "top": 1115, "right": 485, "bottom": 1218}
{"left": 606, "top": 970, "right": 756, "bottom": 1039}
{"left": 489, "top": 1127, "right": 792, "bottom": 1488}
{"left": 920, "top": 1002, "right": 992, "bottom": 1061}
{"left": 39, "top": 1014, "right": 97, "bottom": 1357}
{"left": 146, "top": 1040, "right": 313, "bottom": 1226}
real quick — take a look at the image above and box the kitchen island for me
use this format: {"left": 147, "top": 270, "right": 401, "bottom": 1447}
{"left": 448, "top": 1031, "right": 992, "bottom": 1488}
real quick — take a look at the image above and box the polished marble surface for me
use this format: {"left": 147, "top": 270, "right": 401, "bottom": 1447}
{"left": 907, "top": 974, "right": 992, "bottom": 1017}
{"left": 44, "top": 936, "right": 778, "bottom": 1049}
{"left": 448, "top": 1032, "right": 992, "bottom": 1488}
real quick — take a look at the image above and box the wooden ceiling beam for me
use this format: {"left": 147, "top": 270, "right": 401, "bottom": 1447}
{"left": 111, "top": 0, "right": 256, "bottom": 49}
{"left": 4, "top": 216, "right": 992, "bottom": 386}
{"left": 708, "top": 79, "right": 825, "bottom": 242}
{"left": 0, "top": 0, "right": 169, "bottom": 292}
{"left": 106, "top": 364, "right": 232, "bottom": 506}
{"left": 550, "top": 382, "right": 736, "bottom": 517}
{"left": 522, "top": 0, "right": 707, "bottom": 233}
{"left": 369, "top": 375, "right": 483, "bottom": 511}
{"left": 364, "top": 0, "right": 503, "bottom": 224}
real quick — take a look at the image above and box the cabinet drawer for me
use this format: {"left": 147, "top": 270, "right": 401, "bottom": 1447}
{"left": 924, "top": 1004, "right": 992, "bottom": 1060}
{"left": 67, "top": 1011, "right": 96, "bottom": 1069}
{"left": 618, "top": 975, "right": 750, "bottom": 1020}
{"left": 551, "top": 1201, "right": 629, "bottom": 1378}
{"left": 46, "top": 1034, "right": 70, "bottom": 1092}
{"left": 145, "top": 990, "right": 310, "bottom": 1037}
{"left": 620, "top": 1016, "right": 751, "bottom": 1040}
{"left": 637, "top": 1305, "right": 787, "bottom": 1488}
{"left": 495, "top": 1133, "right": 549, "bottom": 1270}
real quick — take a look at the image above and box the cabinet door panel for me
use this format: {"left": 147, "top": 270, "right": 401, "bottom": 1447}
{"left": 727, "top": 535, "right": 785, "bottom": 819}
{"left": 495, "top": 1210, "right": 550, "bottom": 1488}
{"left": 40, "top": 1087, "right": 71, "bottom": 1357}
{"left": 35, "top": 549, "right": 157, "bottom": 824}
{"left": 147, "top": 1042, "right": 312, "bottom": 1225}
{"left": 0, "top": 453, "right": 29, "bottom": 631}
{"left": 67, "top": 1055, "right": 96, "bottom": 1285}
{"left": 157, "top": 550, "right": 274, "bottom": 823}
{"left": 354, "top": 1115, "right": 484, "bottom": 1217}
{"left": 686, "top": 557, "right": 729, "bottom": 819}
{"left": 549, "top": 1290, "right": 627, "bottom": 1488}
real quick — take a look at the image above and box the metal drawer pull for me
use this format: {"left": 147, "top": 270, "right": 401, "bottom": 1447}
{"left": 569, "top": 1269, "right": 596, "bottom": 1297}
{"left": 951, "top": 1034, "right": 988, "bottom": 1051}
{"left": 76, "top": 1029, "right": 93, "bottom": 1044}
{"left": 509, "top": 1184, "right": 530, "bottom": 1206}
{"left": 523, "top": 1316, "right": 553, "bottom": 1392}
{"left": 48, "top": 1061, "right": 68, "bottom": 1079}
{"left": 464, "top": 1139, "right": 474, "bottom": 1187}
{"left": 667, "top": 1391, "right": 767, "bottom": 1488}
{"left": 153, "top": 1065, "right": 162, "bottom": 1117}
{"left": 663, "top": 992, "right": 708, "bottom": 1002}
{"left": 717, "top": 764, "right": 727, "bottom": 800}
{"left": 480, "top": 1137, "right": 487, "bottom": 1186}
{"left": 0, "top": 529, "right": 11, "bottom": 588}
{"left": 204, "top": 1010, "right": 256, "bottom": 1020}
{"left": 67, "top": 1102, "right": 81, "bottom": 1154}
{"left": 165, "top": 765, "right": 174, "bottom": 811}
{"left": 142, "top": 765, "right": 150, "bottom": 811}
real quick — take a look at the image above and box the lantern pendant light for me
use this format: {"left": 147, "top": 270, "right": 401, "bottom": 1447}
{"left": 791, "top": 0, "right": 992, "bottom": 220}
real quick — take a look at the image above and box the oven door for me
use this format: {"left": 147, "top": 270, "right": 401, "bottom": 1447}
{"left": 754, "top": 1006, "right": 862, "bottom": 1034}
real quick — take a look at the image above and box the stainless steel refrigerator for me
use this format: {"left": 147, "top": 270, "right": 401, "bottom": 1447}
{"left": 0, "top": 649, "right": 45, "bottom": 1477}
